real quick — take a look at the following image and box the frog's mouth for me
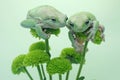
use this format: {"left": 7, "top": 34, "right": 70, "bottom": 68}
{"left": 83, "top": 23, "right": 93, "bottom": 34}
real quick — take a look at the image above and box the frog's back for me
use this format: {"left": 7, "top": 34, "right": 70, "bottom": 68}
{"left": 70, "top": 12, "right": 96, "bottom": 21}
{"left": 27, "top": 5, "right": 62, "bottom": 19}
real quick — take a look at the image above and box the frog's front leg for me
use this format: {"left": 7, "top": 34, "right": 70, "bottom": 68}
{"left": 21, "top": 19, "right": 50, "bottom": 39}
{"left": 99, "top": 25, "right": 105, "bottom": 41}
{"left": 35, "top": 24, "right": 50, "bottom": 39}
{"left": 87, "top": 20, "right": 99, "bottom": 41}
{"left": 68, "top": 31, "right": 84, "bottom": 52}
{"left": 21, "top": 19, "right": 37, "bottom": 28}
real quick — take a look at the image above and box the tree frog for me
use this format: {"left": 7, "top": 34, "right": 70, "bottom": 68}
{"left": 66, "top": 12, "right": 105, "bottom": 52}
{"left": 21, "top": 5, "right": 68, "bottom": 39}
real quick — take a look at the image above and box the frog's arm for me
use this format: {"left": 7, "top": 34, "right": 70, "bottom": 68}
{"left": 68, "top": 31, "right": 84, "bottom": 52}
{"left": 35, "top": 24, "right": 50, "bottom": 39}
{"left": 21, "top": 19, "right": 50, "bottom": 39}
{"left": 68, "top": 31, "right": 75, "bottom": 47}
{"left": 87, "top": 20, "right": 99, "bottom": 40}
{"left": 21, "top": 19, "right": 36, "bottom": 28}
{"left": 68, "top": 31, "right": 79, "bottom": 49}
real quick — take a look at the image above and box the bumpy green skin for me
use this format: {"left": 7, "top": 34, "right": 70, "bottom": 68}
{"left": 46, "top": 57, "right": 72, "bottom": 75}
{"left": 66, "top": 12, "right": 104, "bottom": 52}
{"left": 23, "top": 50, "right": 50, "bottom": 67}
{"left": 29, "top": 41, "right": 46, "bottom": 51}
{"left": 21, "top": 5, "right": 67, "bottom": 39}
{"left": 11, "top": 54, "right": 26, "bottom": 74}
{"left": 60, "top": 48, "right": 82, "bottom": 64}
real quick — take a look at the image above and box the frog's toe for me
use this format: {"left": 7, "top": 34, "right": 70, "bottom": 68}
{"left": 100, "top": 34, "right": 105, "bottom": 41}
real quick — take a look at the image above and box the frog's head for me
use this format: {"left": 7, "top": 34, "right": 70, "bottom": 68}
{"left": 66, "top": 12, "right": 96, "bottom": 32}
{"left": 40, "top": 5, "right": 68, "bottom": 29}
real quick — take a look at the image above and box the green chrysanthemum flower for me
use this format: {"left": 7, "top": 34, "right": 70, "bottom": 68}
{"left": 92, "top": 30, "right": 103, "bottom": 44}
{"left": 30, "top": 29, "right": 39, "bottom": 38}
{"left": 30, "top": 28, "right": 60, "bottom": 38}
{"left": 23, "top": 50, "right": 50, "bottom": 67}
{"left": 75, "top": 28, "right": 103, "bottom": 45}
{"left": 11, "top": 54, "right": 26, "bottom": 74}
{"left": 60, "top": 48, "right": 82, "bottom": 64}
{"left": 46, "top": 57, "right": 72, "bottom": 75}
{"left": 75, "top": 32, "right": 87, "bottom": 42}
{"left": 46, "top": 28, "right": 60, "bottom": 36}
{"left": 29, "top": 41, "right": 46, "bottom": 51}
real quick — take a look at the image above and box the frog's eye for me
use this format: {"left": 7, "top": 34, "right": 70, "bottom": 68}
{"left": 85, "top": 20, "right": 89, "bottom": 25}
{"left": 69, "top": 22, "right": 74, "bottom": 27}
{"left": 51, "top": 18, "right": 57, "bottom": 22}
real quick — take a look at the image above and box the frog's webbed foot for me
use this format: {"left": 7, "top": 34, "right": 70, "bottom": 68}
{"left": 99, "top": 25, "right": 105, "bottom": 41}
{"left": 35, "top": 24, "right": 50, "bottom": 39}
{"left": 87, "top": 21, "right": 99, "bottom": 41}
{"left": 87, "top": 28, "right": 96, "bottom": 41}
{"left": 73, "top": 39, "right": 84, "bottom": 53}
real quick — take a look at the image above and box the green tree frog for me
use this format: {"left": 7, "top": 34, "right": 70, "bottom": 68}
{"left": 21, "top": 5, "right": 68, "bottom": 39}
{"left": 66, "top": 12, "right": 105, "bottom": 52}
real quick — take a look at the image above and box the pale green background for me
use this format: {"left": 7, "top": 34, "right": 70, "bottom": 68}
{"left": 0, "top": 0, "right": 120, "bottom": 80}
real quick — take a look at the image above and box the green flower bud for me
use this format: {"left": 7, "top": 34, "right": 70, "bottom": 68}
{"left": 11, "top": 54, "right": 26, "bottom": 74}
{"left": 23, "top": 50, "right": 50, "bottom": 67}
{"left": 46, "top": 57, "right": 72, "bottom": 75}
{"left": 60, "top": 48, "right": 82, "bottom": 64}
{"left": 30, "top": 29, "right": 39, "bottom": 38}
{"left": 30, "top": 28, "right": 60, "bottom": 38}
{"left": 75, "top": 32, "right": 87, "bottom": 42}
{"left": 92, "top": 30, "right": 103, "bottom": 44}
{"left": 29, "top": 41, "right": 46, "bottom": 51}
{"left": 46, "top": 28, "right": 60, "bottom": 36}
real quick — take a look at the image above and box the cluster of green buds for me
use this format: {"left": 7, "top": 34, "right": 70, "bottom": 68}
{"left": 11, "top": 41, "right": 50, "bottom": 80}
{"left": 30, "top": 28, "right": 60, "bottom": 39}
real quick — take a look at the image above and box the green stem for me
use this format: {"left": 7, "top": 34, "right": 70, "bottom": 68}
{"left": 45, "top": 39, "right": 51, "bottom": 57}
{"left": 45, "top": 39, "right": 52, "bottom": 80}
{"left": 76, "top": 41, "right": 89, "bottom": 80}
{"left": 41, "top": 64, "right": 46, "bottom": 80}
{"left": 59, "top": 74, "right": 62, "bottom": 80}
{"left": 37, "top": 65, "right": 43, "bottom": 80}
{"left": 49, "top": 74, "right": 52, "bottom": 80}
{"left": 23, "top": 67, "right": 33, "bottom": 80}
{"left": 65, "top": 71, "right": 70, "bottom": 80}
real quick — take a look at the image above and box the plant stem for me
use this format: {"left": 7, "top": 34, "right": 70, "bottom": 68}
{"left": 65, "top": 71, "right": 70, "bottom": 80}
{"left": 76, "top": 41, "right": 89, "bottom": 80}
{"left": 45, "top": 39, "right": 53, "bottom": 80}
{"left": 41, "top": 64, "right": 46, "bottom": 80}
{"left": 23, "top": 67, "right": 33, "bottom": 80}
{"left": 45, "top": 39, "right": 51, "bottom": 57}
{"left": 49, "top": 74, "right": 52, "bottom": 80}
{"left": 37, "top": 65, "right": 43, "bottom": 80}
{"left": 59, "top": 74, "right": 62, "bottom": 80}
